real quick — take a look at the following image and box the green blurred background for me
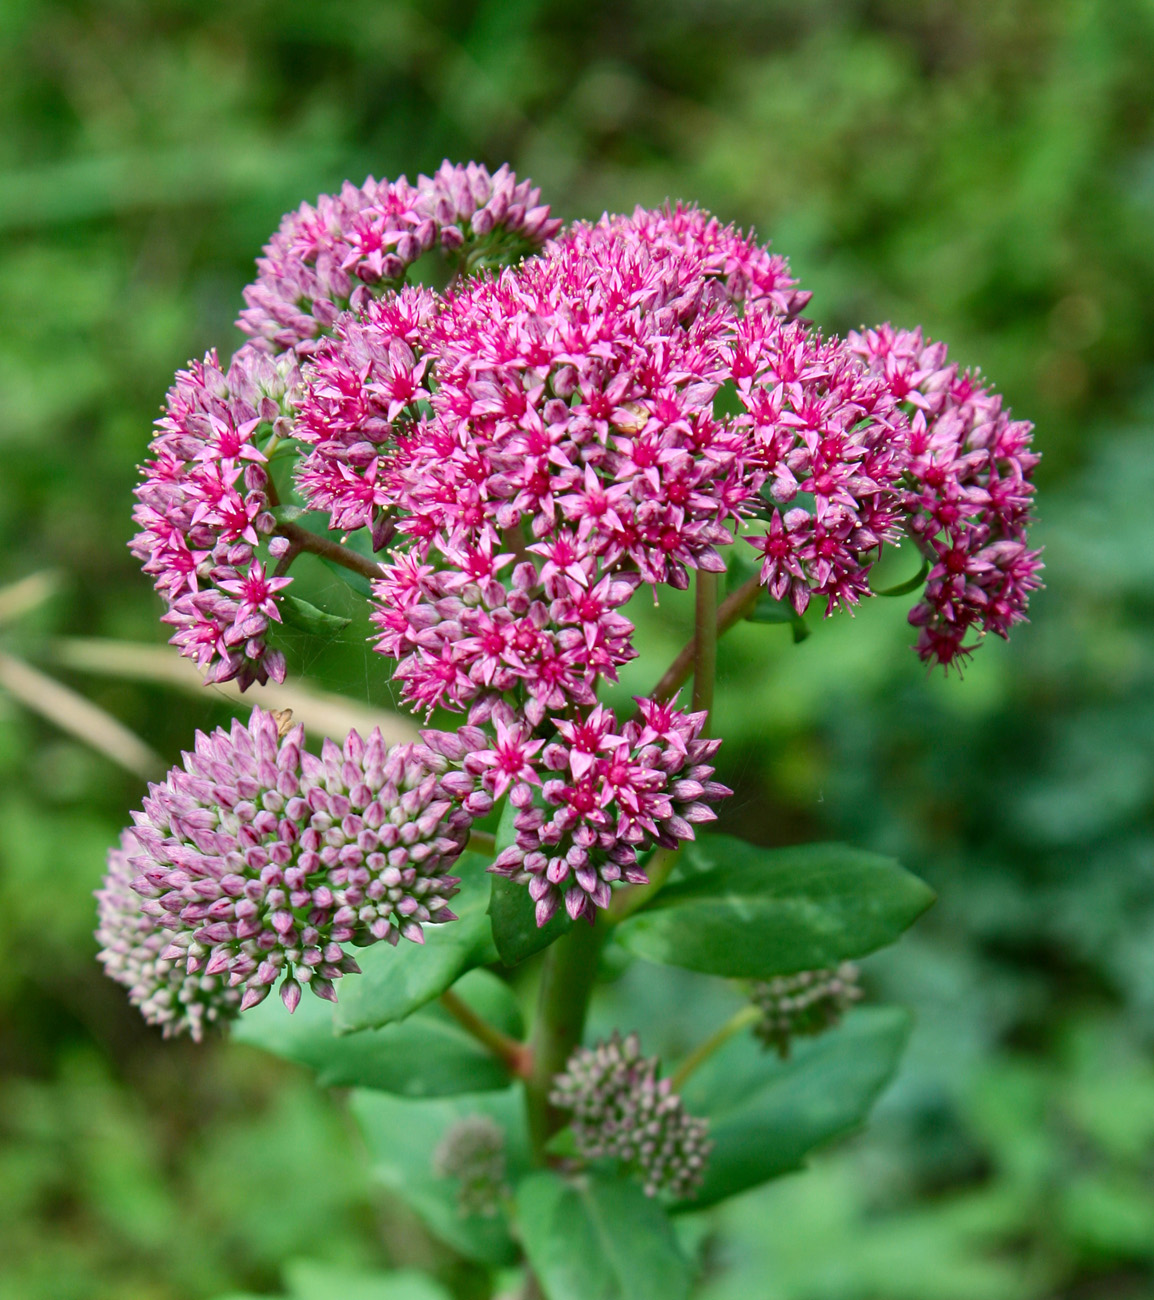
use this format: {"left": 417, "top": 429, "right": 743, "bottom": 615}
{"left": 3, "top": 1, "right": 1154, "bottom": 1296}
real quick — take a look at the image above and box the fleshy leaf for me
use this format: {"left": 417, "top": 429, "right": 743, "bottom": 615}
{"left": 616, "top": 835, "right": 935, "bottom": 978}
{"left": 279, "top": 594, "right": 352, "bottom": 635}
{"left": 335, "top": 856, "right": 498, "bottom": 1033}
{"left": 351, "top": 1087, "right": 527, "bottom": 1265}
{"left": 233, "top": 968, "right": 522, "bottom": 1097}
{"left": 284, "top": 1259, "right": 451, "bottom": 1300}
{"left": 676, "top": 1006, "right": 911, "bottom": 1209}
{"left": 516, "top": 1170, "right": 692, "bottom": 1300}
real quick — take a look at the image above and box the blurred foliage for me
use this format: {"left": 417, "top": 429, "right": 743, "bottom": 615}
{"left": 2, "top": 0, "right": 1154, "bottom": 1296}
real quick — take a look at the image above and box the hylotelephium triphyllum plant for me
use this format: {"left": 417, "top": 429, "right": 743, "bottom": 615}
{"left": 96, "top": 161, "right": 1040, "bottom": 1299}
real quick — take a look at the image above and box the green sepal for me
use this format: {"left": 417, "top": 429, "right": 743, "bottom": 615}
{"left": 232, "top": 968, "right": 522, "bottom": 1097}
{"left": 616, "top": 834, "right": 935, "bottom": 979}
{"left": 516, "top": 1170, "right": 692, "bottom": 1300}
{"left": 335, "top": 857, "right": 499, "bottom": 1033}
{"left": 675, "top": 1006, "right": 911, "bottom": 1209}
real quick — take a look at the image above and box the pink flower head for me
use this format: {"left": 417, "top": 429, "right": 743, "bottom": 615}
{"left": 424, "top": 697, "right": 730, "bottom": 927}
{"left": 104, "top": 709, "right": 474, "bottom": 1028}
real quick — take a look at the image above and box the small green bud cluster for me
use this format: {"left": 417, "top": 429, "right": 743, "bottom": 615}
{"left": 751, "top": 963, "right": 862, "bottom": 1057}
{"left": 432, "top": 1115, "right": 509, "bottom": 1218}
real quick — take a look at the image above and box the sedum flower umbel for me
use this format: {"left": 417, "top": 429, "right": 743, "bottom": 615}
{"left": 550, "top": 1032, "right": 712, "bottom": 1199}
{"left": 110, "top": 708, "right": 472, "bottom": 1029}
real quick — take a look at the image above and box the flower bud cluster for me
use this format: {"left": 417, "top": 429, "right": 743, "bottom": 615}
{"left": 750, "top": 963, "right": 863, "bottom": 1058}
{"left": 97, "top": 831, "right": 242, "bottom": 1040}
{"left": 550, "top": 1032, "right": 712, "bottom": 1200}
{"left": 114, "top": 709, "right": 471, "bottom": 1027}
{"left": 432, "top": 1114, "right": 509, "bottom": 1218}
{"left": 130, "top": 347, "right": 298, "bottom": 688}
{"left": 422, "top": 699, "right": 730, "bottom": 926}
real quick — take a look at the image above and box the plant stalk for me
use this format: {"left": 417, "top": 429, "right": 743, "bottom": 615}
{"left": 650, "top": 574, "right": 760, "bottom": 705}
{"left": 523, "top": 918, "right": 606, "bottom": 1163}
{"left": 273, "top": 520, "right": 384, "bottom": 582}
{"left": 668, "top": 1004, "right": 762, "bottom": 1093}
{"left": 606, "top": 844, "right": 681, "bottom": 924}
{"left": 691, "top": 570, "right": 719, "bottom": 724}
{"left": 438, "top": 989, "right": 532, "bottom": 1078}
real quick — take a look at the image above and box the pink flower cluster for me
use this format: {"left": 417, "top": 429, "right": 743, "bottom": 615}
{"left": 850, "top": 326, "right": 1043, "bottom": 667}
{"left": 735, "top": 315, "right": 909, "bottom": 616}
{"left": 239, "top": 161, "right": 562, "bottom": 354}
{"left": 123, "top": 161, "right": 1042, "bottom": 948}
{"left": 129, "top": 346, "right": 298, "bottom": 689}
{"left": 125, "top": 709, "right": 472, "bottom": 1021}
{"left": 422, "top": 699, "right": 729, "bottom": 926}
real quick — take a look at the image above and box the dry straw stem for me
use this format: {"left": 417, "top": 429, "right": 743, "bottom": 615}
{"left": 0, "top": 570, "right": 62, "bottom": 626}
{"left": 48, "top": 637, "right": 419, "bottom": 745}
{"left": 0, "top": 650, "right": 163, "bottom": 780}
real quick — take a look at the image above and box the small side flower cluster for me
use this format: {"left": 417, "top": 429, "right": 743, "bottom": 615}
{"left": 108, "top": 709, "right": 471, "bottom": 1030}
{"left": 750, "top": 963, "right": 863, "bottom": 1058}
{"left": 850, "top": 326, "right": 1043, "bottom": 667}
{"left": 550, "top": 1032, "right": 712, "bottom": 1200}
{"left": 422, "top": 699, "right": 729, "bottom": 926}
{"left": 129, "top": 346, "right": 298, "bottom": 688}
{"left": 239, "top": 162, "right": 562, "bottom": 354}
{"left": 432, "top": 1114, "right": 509, "bottom": 1218}
{"left": 97, "top": 831, "right": 242, "bottom": 1040}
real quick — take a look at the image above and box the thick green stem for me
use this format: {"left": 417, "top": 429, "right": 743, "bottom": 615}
{"left": 649, "top": 574, "right": 760, "bottom": 705}
{"left": 691, "top": 570, "right": 719, "bottom": 724}
{"left": 523, "top": 919, "right": 605, "bottom": 1163}
{"left": 668, "top": 1004, "right": 762, "bottom": 1093}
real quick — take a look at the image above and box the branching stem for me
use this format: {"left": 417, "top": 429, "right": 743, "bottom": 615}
{"left": 273, "top": 521, "right": 384, "bottom": 582}
{"left": 606, "top": 845, "right": 681, "bottom": 924}
{"left": 668, "top": 1004, "right": 762, "bottom": 1093}
{"left": 650, "top": 574, "right": 761, "bottom": 704}
{"left": 439, "top": 989, "right": 533, "bottom": 1078}
{"left": 691, "top": 570, "right": 719, "bottom": 724}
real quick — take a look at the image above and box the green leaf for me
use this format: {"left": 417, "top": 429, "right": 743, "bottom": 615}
{"left": 279, "top": 594, "right": 352, "bottom": 636}
{"left": 351, "top": 1087, "right": 528, "bottom": 1265}
{"left": 232, "top": 968, "right": 522, "bottom": 1097}
{"left": 516, "top": 1171, "right": 692, "bottom": 1300}
{"left": 676, "top": 1006, "right": 911, "bottom": 1208}
{"left": 335, "top": 857, "right": 498, "bottom": 1033}
{"left": 616, "top": 835, "right": 935, "bottom": 978}
{"left": 284, "top": 1259, "right": 451, "bottom": 1300}
{"left": 487, "top": 798, "right": 573, "bottom": 965}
